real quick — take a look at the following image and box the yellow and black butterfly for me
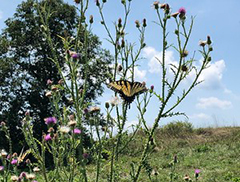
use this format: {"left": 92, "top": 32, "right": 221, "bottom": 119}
{"left": 108, "top": 80, "right": 148, "bottom": 104}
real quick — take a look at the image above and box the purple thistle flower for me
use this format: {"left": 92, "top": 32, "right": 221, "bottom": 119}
{"left": 73, "top": 128, "right": 81, "bottom": 135}
{"left": 20, "top": 172, "right": 27, "bottom": 178}
{"left": 46, "top": 79, "right": 53, "bottom": 85}
{"left": 11, "top": 159, "right": 18, "bottom": 165}
{"left": 178, "top": 7, "right": 186, "bottom": 15}
{"left": 71, "top": 53, "right": 81, "bottom": 59}
{"left": 178, "top": 7, "right": 186, "bottom": 19}
{"left": 0, "top": 166, "right": 4, "bottom": 171}
{"left": 44, "top": 134, "right": 52, "bottom": 141}
{"left": 150, "top": 85, "right": 154, "bottom": 90}
{"left": 195, "top": 169, "right": 201, "bottom": 174}
{"left": 44, "top": 117, "right": 57, "bottom": 126}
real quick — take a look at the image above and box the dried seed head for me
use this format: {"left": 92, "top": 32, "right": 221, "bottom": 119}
{"left": 135, "top": 20, "right": 140, "bottom": 28}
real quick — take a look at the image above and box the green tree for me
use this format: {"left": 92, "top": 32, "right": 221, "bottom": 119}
{"left": 0, "top": 0, "right": 112, "bottom": 151}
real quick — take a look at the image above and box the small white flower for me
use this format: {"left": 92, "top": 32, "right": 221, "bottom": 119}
{"left": 26, "top": 173, "right": 35, "bottom": 180}
{"left": 10, "top": 175, "right": 18, "bottom": 181}
{"left": 59, "top": 126, "right": 70, "bottom": 134}
{"left": 110, "top": 96, "right": 121, "bottom": 106}
{"left": 0, "top": 149, "right": 7, "bottom": 157}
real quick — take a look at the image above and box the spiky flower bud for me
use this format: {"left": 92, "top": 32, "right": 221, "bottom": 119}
{"left": 153, "top": 1, "right": 159, "bottom": 9}
{"left": 143, "top": 18, "right": 147, "bottom": 27}
{"left": 171, "top": 12, "right": 179, "bottom": 18}
{"left": 181, "top": 65, "right": 188, "bottom": 72}
{"left": 105, "top": 102, "right": 110, "bottom": 109}
{"left": 199, "top": 40, "right": 207, "bottom": 47}
{"left": 118, "top": 18, "right": 122, "bottom": 28}
{"left": 181, "top": 50, "right": 189, "bottom": 57}
{"left": 96, "top": 0, "right": 100, "bottom": 6}
{"left": 89, "top": 15, "right": 94, "bottom": 24}
{"left": 135, "top": 20, "right": 140, "bottom": 28}
{"left": 74, "top": 0, "right": 80, "bottom": 4}
{"left": 207, "top": 35, "right": 212, "bottom": 45}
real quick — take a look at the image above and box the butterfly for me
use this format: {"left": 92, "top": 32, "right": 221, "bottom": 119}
{"left": 108, "top": 80, "right": 148, "bottom": 104}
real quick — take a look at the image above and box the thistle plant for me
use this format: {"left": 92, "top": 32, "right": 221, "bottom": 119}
{"left": 0, "top": 0, "right": 213, "bottom": 182}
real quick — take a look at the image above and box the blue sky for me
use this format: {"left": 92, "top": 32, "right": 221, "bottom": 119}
{"left": 1, "top": 0, "right": 240, "bottom": 128}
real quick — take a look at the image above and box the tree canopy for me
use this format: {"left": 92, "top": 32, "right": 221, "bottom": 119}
{"left": 0, "top": 0, "right": 112, "bottom": 151}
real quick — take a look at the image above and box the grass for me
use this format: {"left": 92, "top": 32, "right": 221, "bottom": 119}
{"left": 103, "top": 122, "right": 240, "bottom": 182}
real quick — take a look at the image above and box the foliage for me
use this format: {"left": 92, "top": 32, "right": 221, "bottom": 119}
{"left": 0, "top": 0, "right": 112, "bottom": 151}
{"left": 0, "top": 0, "right": 215, "bottom": 182}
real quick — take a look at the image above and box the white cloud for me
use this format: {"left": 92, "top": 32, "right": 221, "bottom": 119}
{"left": 189, "top": 113, "right": 211, "bottom": 120}
{"left": 143, "top": 46, "right": 177, "bottom": 74}
{"left": 126, "top": 66, "right": 147, "bottom": 82}
{"left": 196, "top": 97, "right": 232, "bottom": 110}
{"left": 198, "top": 59, "right": 225, "bottom": 89}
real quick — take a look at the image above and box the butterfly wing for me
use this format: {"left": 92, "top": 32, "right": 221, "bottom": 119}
{"left": 108, "top": 80, "right": 147, "bottom": 104}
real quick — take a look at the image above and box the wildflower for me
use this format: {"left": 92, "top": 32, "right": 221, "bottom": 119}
{"left": 51, "top": 85, "right": 58, "bottom": 91}
{"left": 89, "top": 106, "right": 101, "bottom": 113}
{"left": 0, "top": 149, "right": 8, "bottom": 157}
{"left": 153, "top": 1, "right": 159, "bottom": 9}
{"left": 59, "top": 126, "right": 70, "bottom": 134}
{"left": 58, "top": 79, "right": 64, "bottom": 85}
{"left": 150, "top": 85, "right": 154, "bottom": 90}
{"left": 151, "top": 169, "right": 159, "bottom": 176}
{"left": 195, "top": 169, "right": 201, "bottom": 178}
{"left": 89, "top": 15, "right": 94, "bottom": 24}
{"left": 68, "top": 50, "right": 81, "bottom": 59}
{"left": 183, "top": 174, "right": 191, "bottom": 181}
{"left": 26, "top": 173, "right": 36, "bottom": 180}
{"left": 44, "top": 117, "right": 57, "bottom": 126}
{"left": 10, "top": 175, "right": 19, "bottom": 181}
{"left": 135, "top": 20, "right": 140, "bottom": 28}
{"left": 171, "top": 12, "right": 179, "bottom": 18}
{"left": 33, "top": 167, "right": 40, "bottom": 172}
{"left": 20, "top": 172, "right": 27, "bottom": 179}
{"left": 109, "top": 96, "right": 121, "bottom": 106}
{"left": 73, "top": 128, "right": 81, "bottom": 135}
{"left": 11, "top": 159, "right": 18, "bottom": 165}
{"left": 160, "top": 3, "right": 170, "bottom": 14}
{"left": 178, "top": 7, "right": 186, "bottom": 19}
{"left": 199, "top": 40, "right": 207, "bottom": 47}
{"left": 0, "top": 121, "right": 6, "bottom": 127}
{"left": 45, "top": 91, "right": 52, "bottom": 97}
{"left": 46, "top": 79, "right": 53, "bottom": 85}
{"left": 44, "top": 133, "right": 52, "bottom": 141}
{"left": 0, "top": 166, "right": 4, "bottom": 171}
{"left": 68, "top": 120, "right": 77, "bottom": 127}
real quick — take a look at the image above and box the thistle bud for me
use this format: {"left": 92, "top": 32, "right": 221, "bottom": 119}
{"left": 209, "top": 46, "right": 213, "bottom": 52}
{"left": 181, "top": 65, "right": 188, "bottom": 72}
{"left": 181, "top": 50, "right": 188, "bottom": 57}
{"left": 105, "top": 102, "right": 110, "bottom": 109}
{"left": 143, "top": 18, "right": 147, "bottom": 27}
{"left": 121, "top": 0, "right": 126, "bottom": 4}
{"left": 118, "top": 18, "right": 122, "bottom": 28}
{"left": 96, "top": 0, "right": 100, "bottom": 6}
{"left": 117, "top": 64, "right": 123, "bottom": 72}
{"left": 153, "top": 1, "right": 159, "bottom": 10}
{"left": 178, "top": 7, "right": 186, "bottom": 19}
{"left": 89, "top": 15, "right": 94, "bottom": 24}
{"left": 135, "top": 20, "right": 140, "bottom": 28}
{"left": 102, "top": 0, "right": 107, "bottom": 3}
{"left": 207, "top": 35, "right": 212, "bottom": 45}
